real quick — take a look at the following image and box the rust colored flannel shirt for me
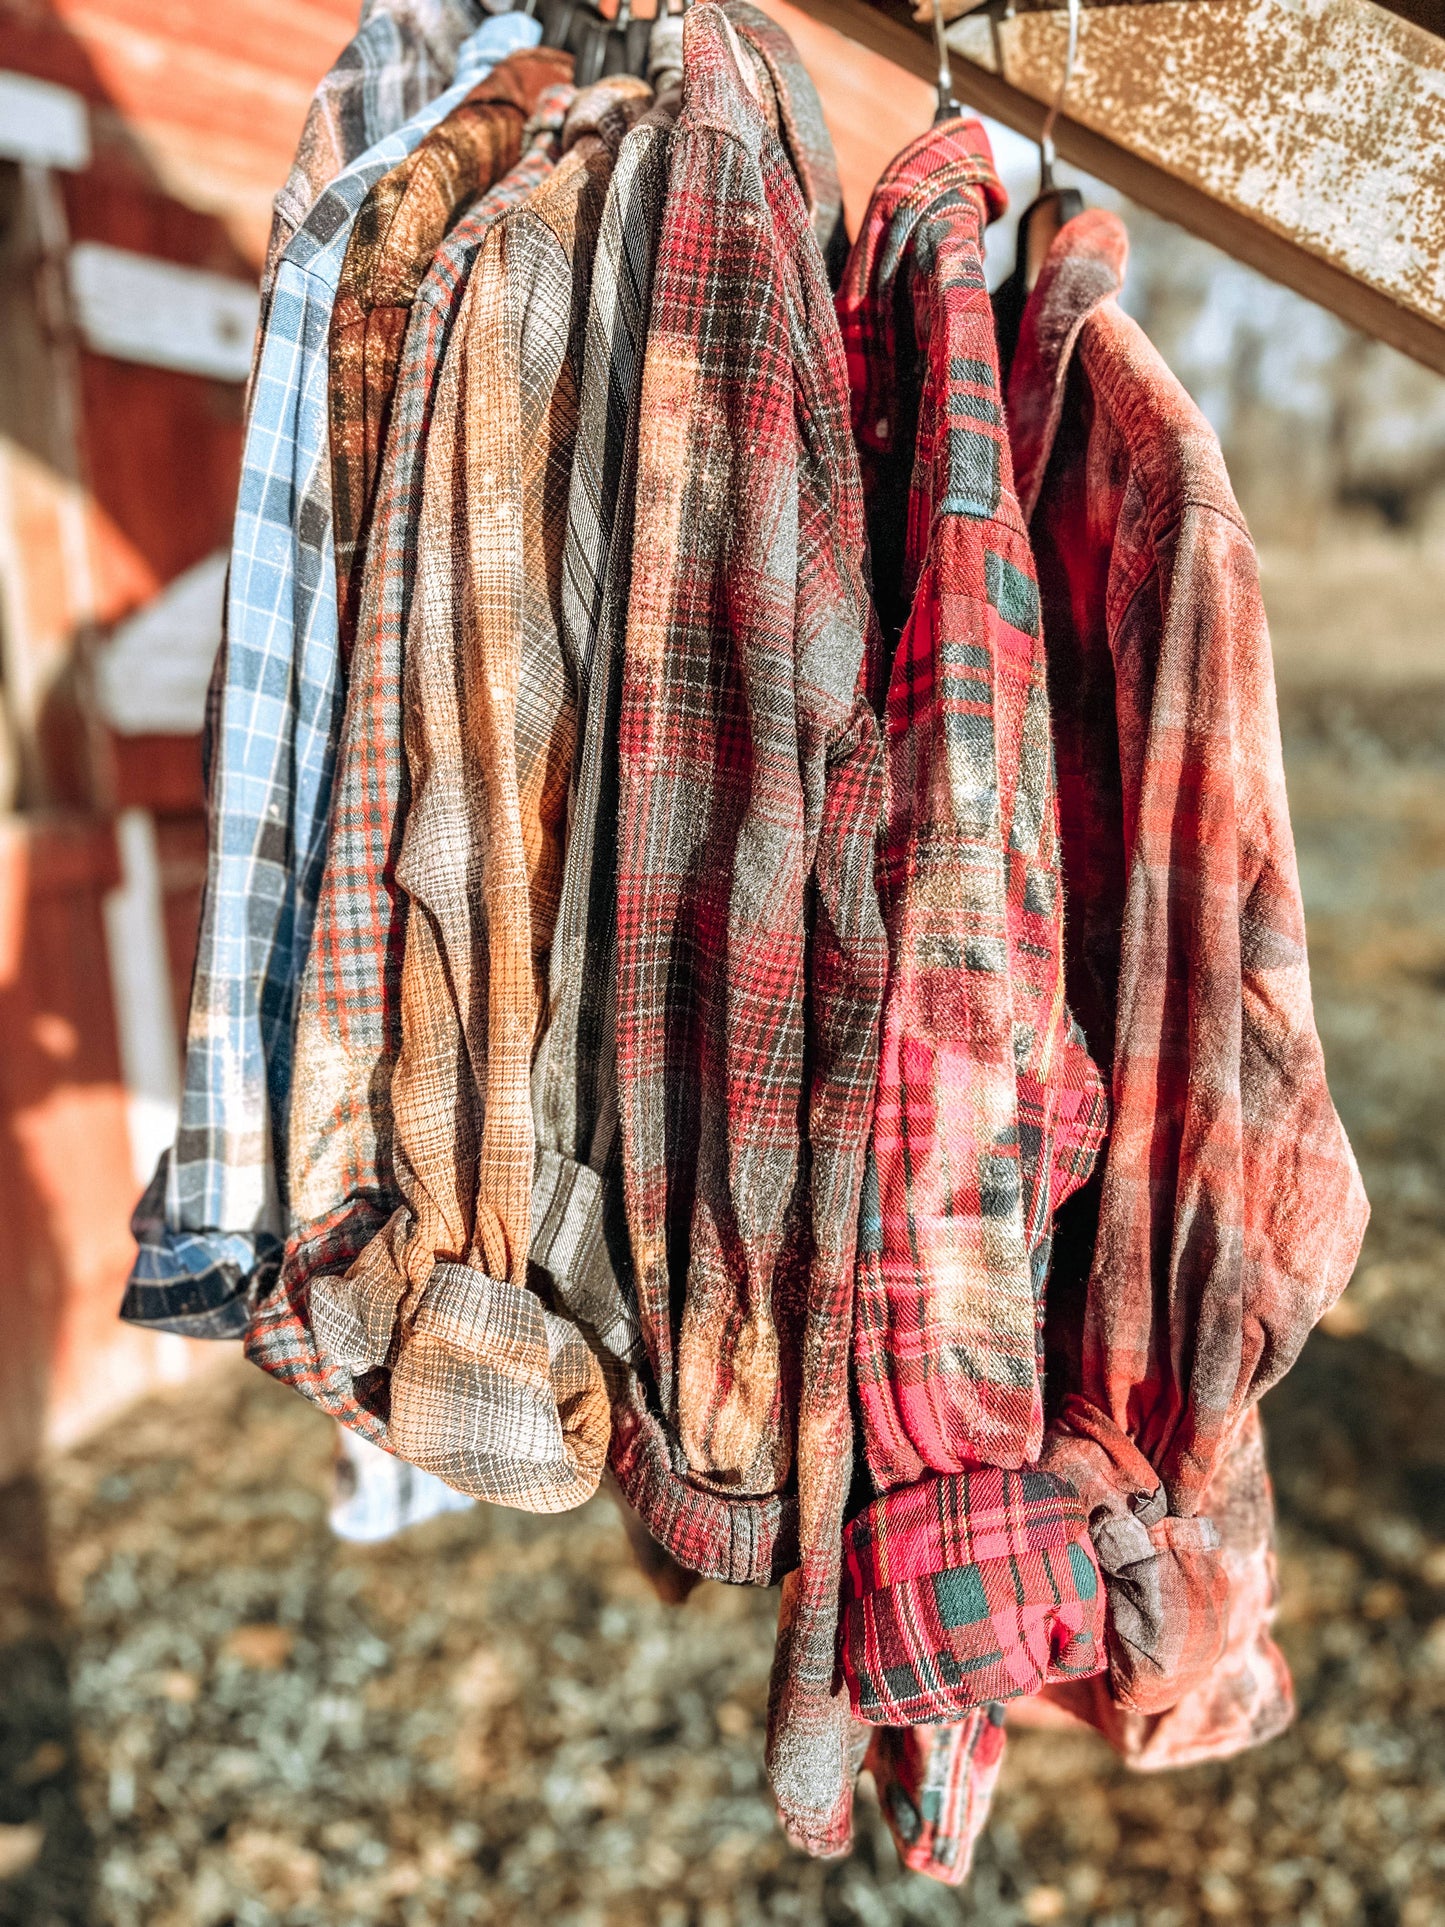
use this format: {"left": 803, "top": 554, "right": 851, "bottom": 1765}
{"left": 1004, "top": 210, "right": 1368, "bottom": 1725}
{"left": 329, "top": 48, "right": 573, "bottom": 660}
{"left": 611, "top": 4, "right": 887, "bottom": 1860}
{"left": 300, "top": 76, "right": 655, "bottom": 1511}
{"left": 247, "top": 83, "right": 580, "bottom": 1433}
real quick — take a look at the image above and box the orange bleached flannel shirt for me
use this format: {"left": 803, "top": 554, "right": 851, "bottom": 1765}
{"left": 306, "top": 76, "right": 655, "bottom": 1511}
{"left": 1005, "top": 209, "right": 1369, "bottom": 1730}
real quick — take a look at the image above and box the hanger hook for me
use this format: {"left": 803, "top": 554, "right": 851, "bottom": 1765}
{"left": 1037, "top": 0, "right": 1081, "bottom": 192}
{"left": 929, "top": 0, "right": 962, "bottom": 124}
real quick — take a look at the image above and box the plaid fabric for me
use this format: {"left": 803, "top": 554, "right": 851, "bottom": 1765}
{"left": 526, "top": 79, "right": 792, "bottom": 1602}
{"left": 612, "top": 6, "right": 886, "bottom": 1859}
{"left": 329, "top": 49, "right": 572, "bottom": 661}
{"left": 865, "top": 1711, "right": 1008, "bottom": 1885}
{"left": 265, "top": 0, "right": 485, "bottom": 296}
{"left": 1006, "top": 210, "right": 1369, "bottom": 1720}
{"left": 528, "top": 87, "right": 681, "bottom": 1345}
{"left": 839, "top": 1466, "right": 1104, "bottom": 1725}
{"left": 262, "top": 78, "right": 655, "bottom": 1511}
{"left": 1032, "top": 1405, "right": 1294, "bottom": 1768}
{"left": 121, "top": 15, "right": 543, "bottom": 1340}
{"left": 248, "top": 84, "right": 578, "bottom": 1418}
{"left": 536, "top": 87, "right": 678, "bottom": 1169}
{"left": 722, "top": 2, "right": 846, "bottom": 282}
{"left": 836, "top": 122, "right": 1107, "bottom": 1493}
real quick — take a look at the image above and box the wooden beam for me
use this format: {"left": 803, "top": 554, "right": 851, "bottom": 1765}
{"left": 784, "top": 0, "right": 1445, "bottom": 376}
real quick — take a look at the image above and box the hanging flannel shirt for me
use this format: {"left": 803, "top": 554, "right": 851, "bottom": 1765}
{"left": 329, "top": 48, "right": 573, "bottom": 661}
{"left": 300, "top": 76, "right": 655, "bottom": 1509}
{"left": 263, "top": 0, "right": 485, "bottom": 297}
{"left": 832, "top": 121, "right": 1109, "bottom": 1735}
{"left": 721, "top": 2, "right": 847, "bottom": 283}
{"left": 1003, "top": 209, "right": 1368, "bottom": 1721}
{"left": 473, "top": 36, "right": 976, "bottom": 1884}
{"left": 527, "top": 85, "right": 682, "bottom": 1370}
{"left": 247, "top": 81, "right": 580, "bottom": 1425}
{"left": 610, "top": 4, "right": 887, "bottom": 1862}
{"left": 120, "top": 13, "right": 543, "bottom": 1342}
{"left": 588, "top": 0, "right": 853, "bottom": 1588}
{"left": 863, "top": 1710, "right": 1008, "bottom": 1885}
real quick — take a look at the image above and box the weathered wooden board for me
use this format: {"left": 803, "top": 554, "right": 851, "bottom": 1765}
{"left": 0, "top": 0, "right": 357, "bottom": 264}
{"left": 787, "top": 0, "right": 1445, "bottom": 373}
{"left": 69, "top": 242, "right": 259, "bottom": 382}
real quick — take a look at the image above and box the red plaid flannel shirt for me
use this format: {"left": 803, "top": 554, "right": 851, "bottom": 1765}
{"left": 824, "top": 126, "right": 1108, "bottom": 1887}
{"left": 836, "top": 123, "right": 1107, "bottom": 1487}
{"left": 611, "top": 3, "right": 887, "bottom": 1858}
{"left": 1007, "top": 209, "right": 1369, "bottom": 1721}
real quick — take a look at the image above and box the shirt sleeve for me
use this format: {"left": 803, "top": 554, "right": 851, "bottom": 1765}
{"left": 1041, "top": 493, "right": 1368, "bottom": 1713}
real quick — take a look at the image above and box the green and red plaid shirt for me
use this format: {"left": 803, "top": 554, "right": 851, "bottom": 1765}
{"left": 827, "top": 124, "right": 1108, "bottom": 1887}
{"left": 1007, "top": 208, "right": 1369, "bottom": 1722}
{"left": 837, "top": 118, "right": 1107, "bottom": 1494}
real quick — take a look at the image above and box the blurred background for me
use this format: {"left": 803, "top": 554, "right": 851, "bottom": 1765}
{"left": 0, "top": 0, "right": 1442, "bottom": 1921}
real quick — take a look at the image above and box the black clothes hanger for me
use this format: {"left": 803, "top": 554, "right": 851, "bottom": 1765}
{"left": 994, "top": 0, "right": 1083, "bottom": 373}
{"left": 512, "top": 0, "right": 604, "bottom": 66}
{"left": 597, "top": 0, "right": 653, "bottom": 79}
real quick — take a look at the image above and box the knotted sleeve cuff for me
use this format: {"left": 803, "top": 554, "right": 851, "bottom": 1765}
{"left": 1040, "top": 1395, "right": 1230, "bottom": 1715}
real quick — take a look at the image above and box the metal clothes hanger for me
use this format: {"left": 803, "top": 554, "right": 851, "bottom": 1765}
{"left": 1013, "top": 0, "right": 1084, "bottom": 293}
{"left": 575, "top": 0, "right": 683, "bottom": 90}
{"left": 927, "top": 0, "right": 962, "bottom": 123}
{"left": 990, "top": 0, "right": 1082, "bottom": 369}
{"left": 512, "top": 0, "right": 605, "bottom": 71}
{"left": 592, "top": 0, "right": 662, "bottom": 81}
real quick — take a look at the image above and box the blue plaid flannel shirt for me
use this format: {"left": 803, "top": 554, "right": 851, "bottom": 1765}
{"left": 121, "top": 11, "right": 543, "bottom": 1339}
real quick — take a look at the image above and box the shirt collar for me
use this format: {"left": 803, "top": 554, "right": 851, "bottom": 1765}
{"left": 560, "top": 74, "right": 655, "bottom": 153}
{"left": 523, "top": 81, "right": 579, "bottom": 150}
{"left": 722, "top": 1, "right": 843, "bottom": 262}
{"left": 453, "top": 8, "right": 543, "bottom": 86}
{"left": 840, "top": 118, "right": 1004, "bottom": 464}
{"left": 1006, "top": 207, "right": 1127, "bottom": 518}
{"left": 678, "top": 0, "right": 770, "bottom": 153}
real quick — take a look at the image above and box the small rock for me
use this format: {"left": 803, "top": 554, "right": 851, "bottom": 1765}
{"left": 155, "top": 1669, "right": 201, "bottom": 1702}
{"left": 13, "top": 1741, "right": 67, "bottom": 1786}
{"left": 1320, "top": 1296, "right": 1367, "bottom": 1337}
{"left": 1361, "top": 1580, "right": 1406, "bottom": 1620}
{"left": 0, "top": 1823, "right": 44, "bottom": 1880}
{"left": 221, "top": 1623, "right": 294, "bottom": 1669}
{"left": 1023, "top": 1885, "right": 1067, "bottom": 1923}
{"left": 1419, "top": 1616, "right": 1445, "bottom": 1674}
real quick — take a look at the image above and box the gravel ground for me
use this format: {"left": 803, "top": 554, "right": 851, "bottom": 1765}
{"left": 2, "top": 531, "right": 1443, "bottom": 1927}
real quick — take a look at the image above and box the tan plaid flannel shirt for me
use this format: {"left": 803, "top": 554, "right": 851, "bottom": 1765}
{"left": 328, "top": 48, "right": 574, "bottom": 661}
{"left": 310, "top": 76, "right": 655, "bottom": 1511}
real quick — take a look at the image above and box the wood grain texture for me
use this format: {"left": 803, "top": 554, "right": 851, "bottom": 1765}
{"left": 785, "top": 0, "right": 1445, "bottom": 372}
